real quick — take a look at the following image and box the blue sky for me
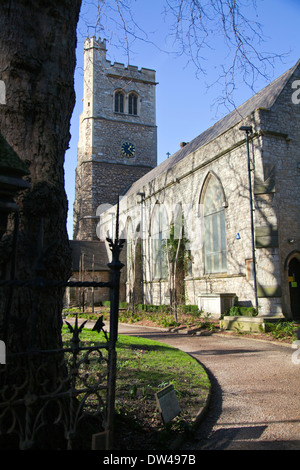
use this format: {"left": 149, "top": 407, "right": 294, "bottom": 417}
{"left": 65, "top": 0, "right": 300, "bottom": 239}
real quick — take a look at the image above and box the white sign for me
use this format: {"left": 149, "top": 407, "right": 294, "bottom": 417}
{"left": 155, "top": 384, "right": 181, "bottom": 424}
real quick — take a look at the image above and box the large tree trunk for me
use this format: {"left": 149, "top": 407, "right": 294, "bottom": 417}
{"left": 0, "top": 0, "right": 81, "bottom": 352}
{"left": 0, "top": 0, "right": 82, "bottom": 450}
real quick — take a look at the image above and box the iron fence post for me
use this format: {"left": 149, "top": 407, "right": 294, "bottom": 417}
{"left": 105, "top": 200, "right": 125, "bottom": 450}
{"left": 0, "top": 184, "right": 125, "bottom": 449}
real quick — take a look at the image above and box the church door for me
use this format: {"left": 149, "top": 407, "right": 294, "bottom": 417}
{"left": 288, "top": 257, "right": 300, "bottom": 320}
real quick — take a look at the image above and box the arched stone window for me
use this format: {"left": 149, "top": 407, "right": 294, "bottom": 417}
{"left": 202, "top": 174, "right": 227, "bottom": 274}
{"left": 126, "top": 218, "right": 143, "bottom": 304}
{"left": 127, "top": 218, "right": 135, "bottom": 294}
{"left": 151, "top": 203, "right": 169, "bottom": 279}
{"left": 114, "top": 90, "right": 124, "bottom": 113}
{"left": 128, "top": 92, "right": 138, "bottom": 115}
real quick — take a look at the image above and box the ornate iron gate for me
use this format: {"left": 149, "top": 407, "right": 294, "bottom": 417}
{"left": 0, "top": 211, "right": 124, "bottom": 450}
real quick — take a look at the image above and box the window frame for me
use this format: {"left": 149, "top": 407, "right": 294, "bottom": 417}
{"left": 128, "top": 92, "right": 138, "bottom": 115}
{"left": 114, "top": 90, "right": 125, "bottom": 113}
{"left": 201, "top": 174, "right": 227, "bottom": 274}
{"left": 151, "top": 204, "right": 169, "bottom": 280}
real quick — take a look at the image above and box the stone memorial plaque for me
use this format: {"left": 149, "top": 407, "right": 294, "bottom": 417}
{"left": 155, "top": 384, "right": 181, "bottom": 424}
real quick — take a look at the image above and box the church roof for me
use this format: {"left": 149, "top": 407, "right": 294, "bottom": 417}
{"left": 125, "top": 59, "right": 300, "bottom": 197}
{"left": 70, "top": 240, "right": 109, "bottom": 272}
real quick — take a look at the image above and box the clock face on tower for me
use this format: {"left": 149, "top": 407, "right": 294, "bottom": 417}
{"left": 121, "top": 141, "right": 136, "bottom": 158}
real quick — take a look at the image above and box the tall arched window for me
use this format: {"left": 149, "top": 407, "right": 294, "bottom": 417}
{"left": 114, "top": 90, "right": 124, "bottom": 113}
{"left": 151, "top": 204, "right": 169, "bottom": 279}
{"left": 202, "top": 175, "right": 227, "bottom": 274}
{"left": 128, "top": 92, "right": 138, "bottom": 115}
{"left": 126, "top": 218, "right": 135, "bottom": 292}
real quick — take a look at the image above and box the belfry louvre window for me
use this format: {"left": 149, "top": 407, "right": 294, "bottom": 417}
{"left": 203, "top": 176, "right": 227, "bottom": 274}
{"left": 115, "top": 91, "right": 124, "bottom": 113}
{"left": 128, "top": 93, "right": 138, "bottom": 115}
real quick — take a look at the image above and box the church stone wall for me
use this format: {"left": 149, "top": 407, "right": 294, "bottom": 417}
{"left": 102, "top": 69, "right": 300, "bottom": 317}
{"left": 257, "top": 70, "right": 300, "bottom": 317}
{"left": 137, "top": 117, "right": 259, "bottom": 311}
{"left": 78, "top": 45, "right": 300, "bottom": 318}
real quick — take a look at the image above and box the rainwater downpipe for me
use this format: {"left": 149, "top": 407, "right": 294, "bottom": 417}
{"left": 240, "top": 126, "right": 258, "bottom": 311}
{"left": 137, "top": 192, "right": 145, "bottom": 305}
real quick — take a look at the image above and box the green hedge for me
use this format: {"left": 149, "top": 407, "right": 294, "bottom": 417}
{"left": 101, "top": 301, "right": 128, "bottom": 308}
{"left": 102, "top": 302, "right": 199, "bottom": 314}
{"left": 228, "top": 306, "right": 258, "bottom": 317}
{"left": 136, "top": 304, "right": 169, "bottom": 313}
{"left": 179, "top": 304, "right": 199, "bottom": 314}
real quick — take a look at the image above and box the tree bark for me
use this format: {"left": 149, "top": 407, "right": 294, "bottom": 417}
{"left": 0, "top": 0, "right": 81, "bottom": 352}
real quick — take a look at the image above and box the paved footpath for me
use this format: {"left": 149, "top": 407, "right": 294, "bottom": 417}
{"left": 115, "top": 323, "right": 300, "bottom": 450}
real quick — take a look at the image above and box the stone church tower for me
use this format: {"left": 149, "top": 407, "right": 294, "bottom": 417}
{"left": 73, "top": 37, "right": 157, "bottom": 240}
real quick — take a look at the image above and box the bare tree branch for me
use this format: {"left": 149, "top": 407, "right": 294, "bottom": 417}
{"left": 80, "top": 0, "right": 287, "bottom": 108}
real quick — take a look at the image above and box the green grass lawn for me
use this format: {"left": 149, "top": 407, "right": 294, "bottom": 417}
{"left": 62, "top": 326, "right": 211, "bottom": 449}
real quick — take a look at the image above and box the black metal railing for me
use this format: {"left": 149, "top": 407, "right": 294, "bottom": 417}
{"left": 0, "top": 209, "right": 124, "bottom": 450}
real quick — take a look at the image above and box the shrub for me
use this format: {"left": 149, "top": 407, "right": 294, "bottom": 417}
{"left": 179, "top": 305, "right": 199, "bottom": 314}
{"left": 228, "top": 306, "right": 258, "bottom": 317}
